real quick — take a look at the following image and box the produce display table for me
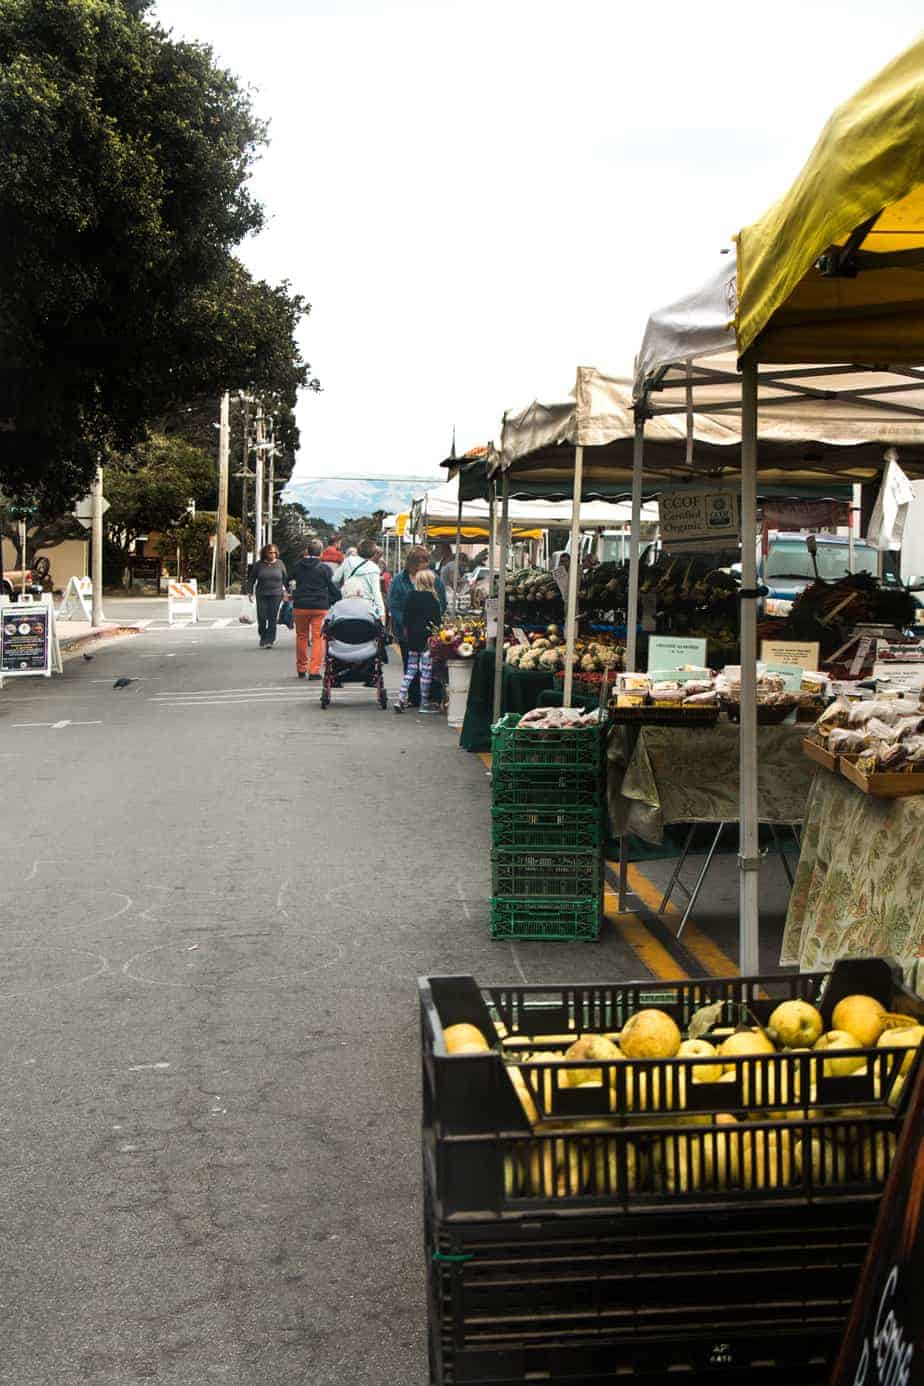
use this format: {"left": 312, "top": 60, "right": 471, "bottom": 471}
{"left": 608, "top": 721, "right": 812, "bottom": 844}
{"left": 781, "top": 769, "right": 924, "bottom": 983}
{"left": 458, "top": 648, "right": 555, "bottom": 752}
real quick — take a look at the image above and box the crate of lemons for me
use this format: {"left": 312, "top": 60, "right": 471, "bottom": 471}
{"left": 505, "top": 626, "right": 625, "bottom": 675}
{"left": 441, "top": 994, "right": 922, "bottom": 1202}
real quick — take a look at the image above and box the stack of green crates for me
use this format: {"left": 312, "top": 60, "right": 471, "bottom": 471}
{"left": 489, "top": 712, "right": 605, "bottom": 940}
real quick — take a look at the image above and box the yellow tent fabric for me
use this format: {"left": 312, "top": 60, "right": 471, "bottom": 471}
{"left": 737, "top": 34, "right": 924, "bottom": 362}
{"left": 425, "top": 524, "right": 542, "bottom": 540}
{"left": 395, "top": 512, "right": 409, "bottom": 536}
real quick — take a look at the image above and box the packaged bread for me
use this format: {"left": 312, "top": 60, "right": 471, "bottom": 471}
{"left": 684, "top": 689, "right": 718, "bottom": 705}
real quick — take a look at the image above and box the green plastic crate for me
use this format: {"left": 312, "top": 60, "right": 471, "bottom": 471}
{"left": 491, "top": 712, "right": 606, "bottom": 771}
{"left": 491, "top": 849, "right": 601, "bottom": 899}
{"left": 489, "top": 896, "right": 602, "bottom": 942}
{"left": 491, "top": 766, "right": 603, "bottom": 809}
{"left": 491, "top": 805, "right": 604, "bottom": 851}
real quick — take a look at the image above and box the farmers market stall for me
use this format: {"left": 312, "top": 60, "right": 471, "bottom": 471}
{"left": 633, "top": 34, "right": 924, "bottom": 971}
{"left": 781, "top": 770, "right": 924, "bottom": 983}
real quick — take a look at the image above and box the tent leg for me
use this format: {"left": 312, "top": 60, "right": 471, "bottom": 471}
{"left": 625, "top": 417, "right": 644, "bottom": 672}
{"left": 454, "top": 491, "right": 463, "bottom": 612}
{"left": 739, "top": 357, "right": 760, "bottom": 976}
{"left": 562, "top": 445, "right": 584, "bottom": 705}
{"left": 492, "top": 475, "right": 510, "bottom": 725}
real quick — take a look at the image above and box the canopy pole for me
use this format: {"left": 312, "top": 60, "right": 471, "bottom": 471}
{"left": 487, "top": 482, "right": 496, "bottom": 604}
{"left": 738, "top": 357, "right": 760, "bottom": 977}
{"left": 625, "top": 417, "right": 645, "bottom": 672}
{"left": 492, "top": 474, "right": 510, "bottom": 725}
{"left": 453, "top": 488, "right": 463, "bottom": 611}
{"left": 562, "top": 445, "right": 585, "bottom": 706}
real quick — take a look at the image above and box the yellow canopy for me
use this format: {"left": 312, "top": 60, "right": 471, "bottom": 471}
{"left": 737, "top": 34, "right": 924, "bottom": 362}
{"left": 425, "top": 524, "right": 542, "bottom": 540}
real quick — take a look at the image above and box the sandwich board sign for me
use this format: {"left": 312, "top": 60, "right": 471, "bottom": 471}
{"left": 58, "top": 576, "right": 93, "bottom": 623}
{"left": 168, "top": 578, "right": 199, "bottom": 625}
{"left": 0, "top": 594, "right": 62, "bottom": 680}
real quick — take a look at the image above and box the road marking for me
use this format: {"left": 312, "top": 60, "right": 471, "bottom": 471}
{"left": 149, "top": 695, "right": 310, "bottom": 707}
{"left": 150, "top": 684, "right": 305, "bottom": 697}
{"left": 619, "top": 861, "right": 739, "bottom": 978}
{"left": 11, "top": 719, "right": 103, "bottom": 730}
{"left": 603, "top": 891, "right": 690, "bottom": 980}
{"left": 212, "top": 618, "right": 232, "bottom": 628}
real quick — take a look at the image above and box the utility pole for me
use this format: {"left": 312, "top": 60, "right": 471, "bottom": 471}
{"left": 254, "top": 405, "right": 265, "bottom": 557}
{"left": 91, "top": 464, "right": 105, "bottom": 626}
{"left": 267, "top": 436, "right": 275, "bottom": 545}
{"left": 239, "top": 394, "right": 250, "bottom": 591}
{"left": 215, "top": 391, "right": 230, "bottom": 599}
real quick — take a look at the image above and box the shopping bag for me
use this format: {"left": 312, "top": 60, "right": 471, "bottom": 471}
{"left": 278, "top": 599, "right": 294, "bottom": 629}
{"left": 237, "top": 595, "right": 255, "bottom": 625}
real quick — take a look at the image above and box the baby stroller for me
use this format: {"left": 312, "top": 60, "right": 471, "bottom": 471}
{"left": 320, "top": 597, "right": 388, "bottom": 710}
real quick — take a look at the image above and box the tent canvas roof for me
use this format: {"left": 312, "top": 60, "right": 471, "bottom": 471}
{"left": 413, "top": 474, "right": 658, "bottom": 528}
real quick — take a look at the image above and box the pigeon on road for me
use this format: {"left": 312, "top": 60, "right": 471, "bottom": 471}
{"left": 113, "top": 677, "right": 135, "bottom": 689}
{"left": 82, "top": 652, "right": 94, "bottom": 661}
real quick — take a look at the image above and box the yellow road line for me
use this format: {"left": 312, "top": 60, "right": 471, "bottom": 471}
{"left": 603, "top": 890, "right": 690, "bottom": 981}
{"left": 606, "top": 860, "right": 740, "bottom": 979}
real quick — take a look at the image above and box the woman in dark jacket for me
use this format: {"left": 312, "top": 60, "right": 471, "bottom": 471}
{"left": 393, "top": 568, "right": 441, "bottom": 713}
{"left": 288, "top": 538, "right": 342, "bottom": 679}
{"left": 247, "top": 544, "right": 288, "bottom": 648}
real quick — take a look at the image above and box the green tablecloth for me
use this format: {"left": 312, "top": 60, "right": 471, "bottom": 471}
{"left": 780, "top": 769, "right": 924, "bottom": 983}
{"left": 607, "top": 722, "right": 812, "bottom": 844}
{"left": 459, "top": 649, "right": 556, "bottom": 751}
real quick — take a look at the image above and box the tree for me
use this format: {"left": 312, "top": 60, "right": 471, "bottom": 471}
{"left": 104, "top": 436, "right": 215, "bottom": 559}
{"left": 154, "top": 511, "right": 240, "bottom": 584}
{"left": 0, "top": 0, "right": 317, "bottom": 509}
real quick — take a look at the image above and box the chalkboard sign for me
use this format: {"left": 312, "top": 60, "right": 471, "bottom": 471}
{"left": 0, "top": 603, "right": 51, "bottom": 676}
{"left": 830, "top": 1062, "right": 924, "bottom": 1384}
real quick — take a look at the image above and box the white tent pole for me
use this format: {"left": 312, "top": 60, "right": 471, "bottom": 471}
{"left": 487, "top": 482, "right": 496, "bottom": 599}
{"left": 492, "top": 475, "right": 510, "bottom": 724}
{"left": 739, "top": 357, "right": 761, "bottom": 976}
{"left": 454, "top": 486, "right": 463, "bottom": 611}
{"left": 562, "top": 445, "right": 585, "bottom": 705}
{"left": 625, "top": 417, "right": 645, "bottom": 672}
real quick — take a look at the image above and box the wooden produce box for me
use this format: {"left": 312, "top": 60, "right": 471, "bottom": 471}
{"left": 803, "top": 737, "right": 839, "bottom": 773}
{"left": 840, "top": 757, "right": 924, "bottom": 798}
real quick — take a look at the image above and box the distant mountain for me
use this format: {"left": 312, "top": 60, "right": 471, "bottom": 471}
{"left": 282, "top": 475, "right": 442, "bottom": 526}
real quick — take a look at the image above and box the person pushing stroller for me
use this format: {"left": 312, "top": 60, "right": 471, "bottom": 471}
{"left": 393, "top": 568, "right": 441, "bottom": 714}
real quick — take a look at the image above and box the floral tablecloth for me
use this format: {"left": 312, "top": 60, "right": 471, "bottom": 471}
{"left": 780, "top": 770, "right": 924, "bottom": 983}
{"left": 607, "top": 722, "right": 811, "bottom": 844}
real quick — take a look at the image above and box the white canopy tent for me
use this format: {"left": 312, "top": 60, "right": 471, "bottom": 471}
{"left": 411, "top": 474, "right": 658, "bottom": 532}
{"left": 635, "top": 264, "right": 924, "bottom": 975}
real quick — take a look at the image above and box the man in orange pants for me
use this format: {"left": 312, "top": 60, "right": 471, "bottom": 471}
{"left": 288, "top": 539, "right": 342, "bottom": 679}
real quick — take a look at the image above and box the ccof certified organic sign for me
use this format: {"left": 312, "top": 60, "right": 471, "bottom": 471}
{"left": 760, "top": 639, "right": 820, "bottom": 671}
{"left": 659, "top": 489, "right": 740, "bottom": 547}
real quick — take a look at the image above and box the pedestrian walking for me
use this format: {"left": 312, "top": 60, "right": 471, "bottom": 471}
{"left": 333, "top": 538, "right": 386, "bottom": 620}
{"left": 247, "top": 543, "right": 288, "bottom": 649}
{"left": 288, "top": 538, "right": 342, "bottom": 680}
{"left": 393, "top": 568, "right": 441, "bottom": 714}
{"left": 320, "top": 539, "right": 344, "bottom": 574}
{"left": 389, "top": 546, "right": 447, "bottom": 673}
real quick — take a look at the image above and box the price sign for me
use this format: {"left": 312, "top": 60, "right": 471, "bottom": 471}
{"left": 763, "top": 663, "right": 804, "bottom": 693}
{"left": 647, "top": 636, "right": 707, "bottom": 672}
{"left": 760, "top": 639, "right": 820, "bottom": 670}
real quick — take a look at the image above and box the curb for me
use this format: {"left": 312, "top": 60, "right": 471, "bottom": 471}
{"left": 59, "top": 626, "right": 144, "bottom": 662}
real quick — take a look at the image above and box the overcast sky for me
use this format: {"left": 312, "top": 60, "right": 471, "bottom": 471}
{"left": 154, "top": 0, "right": 923, "bottom": 481}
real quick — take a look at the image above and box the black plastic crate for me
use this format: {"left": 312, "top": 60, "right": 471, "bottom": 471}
{"left": 425, "top": 1193, "right": 875, "bottom": 1384}
{"left": 419, "top": 960, "right": 922, "bottom": 1220}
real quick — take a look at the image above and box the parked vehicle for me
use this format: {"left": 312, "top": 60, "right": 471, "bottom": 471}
{"left": 757, "top": 532, "right": 898, "bottom": 619}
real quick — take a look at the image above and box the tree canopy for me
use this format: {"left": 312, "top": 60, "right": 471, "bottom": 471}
{"left": 0, "top": 0, "right": 316, "bottom": 508}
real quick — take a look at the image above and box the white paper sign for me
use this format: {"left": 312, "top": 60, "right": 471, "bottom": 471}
{"left": 872, "top": 662, "right": 924, "bottom": 692}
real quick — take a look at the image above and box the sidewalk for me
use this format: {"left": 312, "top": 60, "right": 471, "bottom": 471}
{"left": 56, "top": 618, "right": 144, "bottom": 660}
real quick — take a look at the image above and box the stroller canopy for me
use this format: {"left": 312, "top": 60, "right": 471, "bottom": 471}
{"left": 325, "top": 597, "right": 382, "bottom": 664}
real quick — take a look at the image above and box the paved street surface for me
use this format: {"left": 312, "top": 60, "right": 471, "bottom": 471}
{"left": 0, "top": 617, "right": 792, "bottom": 1384}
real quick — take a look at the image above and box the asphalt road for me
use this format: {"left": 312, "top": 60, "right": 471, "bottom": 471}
{"left": 0, "top": 617, "right": 653, "bottom": 1386}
